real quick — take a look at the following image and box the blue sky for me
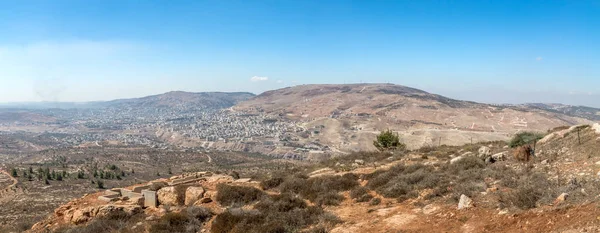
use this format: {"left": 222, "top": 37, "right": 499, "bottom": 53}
{"left": 0, "top": 1, "right": 599, "bottom": 106}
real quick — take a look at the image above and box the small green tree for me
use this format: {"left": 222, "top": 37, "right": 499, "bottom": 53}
{"left": 509, "top": 132, "right": 544, "bottom": 148}
{"left": 96, "top": 180, "right": 104, "bottom": 189}
{"left": 10, "top": 168, "right": 18, "bottom": 177}
{"left": 373, "top": 130, "right": 406, "bottom": 152}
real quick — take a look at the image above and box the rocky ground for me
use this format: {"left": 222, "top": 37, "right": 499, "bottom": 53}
{"left": 17, "top": 123, "right": 600, "bottom": 233}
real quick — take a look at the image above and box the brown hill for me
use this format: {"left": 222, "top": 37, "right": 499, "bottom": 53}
{"left": 235, "top": 83, "right": 592, "bottom": 150}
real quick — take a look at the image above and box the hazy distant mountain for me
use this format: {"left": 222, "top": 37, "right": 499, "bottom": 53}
{"left": 97, "top": 91, "right": 255, "bottom": 109}
{"left": 523, "top": 103, "right": 600, "bottom": 121}
{"left": 0, "top": 91, "right": 256, "bottom": 110}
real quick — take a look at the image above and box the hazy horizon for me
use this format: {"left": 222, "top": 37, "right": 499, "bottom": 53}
{"left": 1, "top": 83, "right": 599, "bottom": 109}
{"left": 1, "top": 1, "right": 598, "bottom": 106}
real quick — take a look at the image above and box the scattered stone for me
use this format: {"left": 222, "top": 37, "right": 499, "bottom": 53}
{"left": 486, "top": 187, "right": 498, "bottom": 193}
{"left": 462, "top": 152, "right": 474, "bottom": 157}
{"left": 553, "top": 193, "right": 569, "bottom": 205}
{"left": 541, "top": 159, "right": 548, "bottom": 165}
{"left": 593, "top": 123, "right": 600, "bottom": 134}
{"left": 450, "top": 156, "right": 464, "bottom": 164}
{"left": 355, "top": 159, "right": 365, "bottom": 165}
{"left": 478, "top": 146, "right": 491, "bottom": 158}
{"left": 422, "top": 204, "right": 439, "bottom": 215}
{"left": 491, "top": 152, "right": 507, "bottom": 161}
{"left": 498, "top": 209, "right": 509, "bottom": 215}
{"left": 458, "top": 194, "right": 474, "bottom": 210}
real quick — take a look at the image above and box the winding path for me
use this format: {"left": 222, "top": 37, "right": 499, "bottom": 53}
{"left": 0, "top": 169, "right": 18, "bottom": 192}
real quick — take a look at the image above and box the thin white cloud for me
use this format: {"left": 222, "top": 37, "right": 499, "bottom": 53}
{"left": 536, "top": 56, "right": 543, "bottom": 61}
{"left": 276, "top": 80, "right": 283, "bottom": 84}
{"left": 250, "top": 76, "right": 268, "bottom": 82}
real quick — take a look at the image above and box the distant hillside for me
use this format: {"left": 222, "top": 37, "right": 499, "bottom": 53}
{"left": 99, "top": 91, "right": 255, "bottom": 109}
{"left": 523, "top": 103, "right": 600, "bottom": 121}
{"left": 0, "top": 91, "right": 256, "bottom": 110}
{"left": 235, "top": 83, "right": 592, "bottom": 150}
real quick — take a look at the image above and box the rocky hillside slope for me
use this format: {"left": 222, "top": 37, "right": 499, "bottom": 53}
{"left": 26, "top": 124, "right": 600, "bottom": 233}
{"left": 235, "top": 83, "right": 592, "bottom": 150}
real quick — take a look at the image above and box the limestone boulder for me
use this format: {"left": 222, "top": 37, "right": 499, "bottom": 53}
{"left": 71, "top": 207, "right": 98, "bottom": 224}
{"left": 185, "top": 186, "right": 205, "bottom": 206}
{"left": 157, "top": 186, "right": 184, "bottom": 206}
{"left": 458, "top": 194, "right": 474, "bottom": 210}
{"left": 491, "top": 152, "right": 507, "bottom": 161}
{"left": 478, "top": 146, "right": 491, "bottom": 158}
{"left": 196, "top": 190, "right": 216, "bottom": 204}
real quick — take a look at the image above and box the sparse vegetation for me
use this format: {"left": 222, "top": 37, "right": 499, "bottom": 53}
{"left": 350, "top": 186, "right": 373, "bottom": 202}
{"left": 212, "top": 193, "right": 339, "bottom": 233}
{"left": 216, "top": 184, "right": 265, "bottom": 206}
{"left": 150, "top": 207, "right": 213, "bottom": 233}
{"left": 279, "top": 173, "right": 359, "bottom": 206}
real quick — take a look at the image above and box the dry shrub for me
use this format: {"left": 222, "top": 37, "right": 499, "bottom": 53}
{"left": 278, "top": 173, "right": 359, "bottom": 206}
{"left": 216, "top": 184, "right": 265, "bottom": 206}
{"left": 350, "top": 187, "right": 373, "bottom": 202}
{"left": 320, "top": 151, "right": 397, "bottom": 168}
{"left": 260, "top": 176, "right": 285, "bottom": 190}
{"left": 498, "top": 172, "right": 555, "bottom": 209}
{"left": 150, "top": 207, "right": 213, "bottom": 233}
{"left": 211, "top": 193, "right": 338, "bottom": 233}
{"left": 366, "top": 164, "right": 448, "bottom": 201}
{"left": 53, "top": 210, "right": 140, "bottom": 233}
{"left": 149, "top": 212, "right": 190, "bottom": 233}
{"left": 369, "top": 198, "right": 381, "bottom": 206}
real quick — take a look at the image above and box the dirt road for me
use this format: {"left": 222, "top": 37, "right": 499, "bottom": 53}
{"left": 0, "top": 169, "right": 18, "bottom": 192}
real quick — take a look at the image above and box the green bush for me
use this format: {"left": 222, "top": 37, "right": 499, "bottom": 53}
{"left": 509, "top": 132, "right": 544, "bottom": 148}
{"left": 373, "top": 130, "right": 406, "bottom": 152}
